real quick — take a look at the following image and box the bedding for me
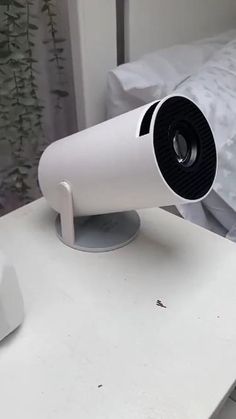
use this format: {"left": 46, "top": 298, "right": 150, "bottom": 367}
{"left": 106, "top": 30, "right": 236, "bottom": 240}
{"left": 176, "top": 38, "right": 236, "bottom": 235}
{"left": 107, "top": 29, "right": 236, "bottom": 118}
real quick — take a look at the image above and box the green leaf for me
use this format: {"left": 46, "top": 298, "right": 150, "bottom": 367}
{"left": 13, "top": 0, "right": 25, "bottom": 8}
{"left": 4, "top": 11, "right": 19, "bottom": 19}
{"left": 7, "top": 168, "right": 19, "bottom": 177}
{"left": 51, "top": 89, "right": 69, "bottom": 98}
{"left": 24, "top": 57, "right": 38, "bottom": 63}
{"left": 28, "top": 23, "right": 38, "bottom": 30}
{"left": 41, "top": 4, "right": 48, "bottom": 12}
{"left": 54, "top": 38, "right": 66, "bottom": 43}
{"left": 11, "top": 42, "right": 21, "bottom": 50}
{"left": 50, "top": 48, "right": 64, "bottom": 54}
{"left": 18, "top": 166, "right": 29, "bottom": 175}
{"left": 9, "top": 31, "right": 27, "bottom": 38}
{"left": 11, "top": 51, "right": 25, "bottom": 60}
{"left": 0, "top": 50, "right": 11, "bottom": 59}
{"left": 21, "top": 97, "right": 36, "bottom": 106}
{"left": 8, "top": 61, "right": 21, "bottom": 70}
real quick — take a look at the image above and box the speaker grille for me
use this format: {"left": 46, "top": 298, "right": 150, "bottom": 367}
{"left": 153, "top": 96, "right": 217, "bottom": 200}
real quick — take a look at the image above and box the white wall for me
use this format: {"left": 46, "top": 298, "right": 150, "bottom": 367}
{"left": 125, "top": 0, "right": 236, "bottom": 61}
{"left": 68, "top": 0, "right": 117, "bottom": 129}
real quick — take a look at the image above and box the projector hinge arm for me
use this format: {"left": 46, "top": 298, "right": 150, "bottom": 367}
{"left": 58, "top": 181, "right": 75, "bottom": 247}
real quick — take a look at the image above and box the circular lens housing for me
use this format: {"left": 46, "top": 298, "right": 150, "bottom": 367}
{"left": 153, "top": 96, "right": 217, "bottom": 201}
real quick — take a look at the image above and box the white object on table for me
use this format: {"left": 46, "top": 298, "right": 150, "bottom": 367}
{"left": 0, "top": 252, "right": 24, "bottom": 342}
{"left": 0, "top": 198, "right": 235, "bottom": 419}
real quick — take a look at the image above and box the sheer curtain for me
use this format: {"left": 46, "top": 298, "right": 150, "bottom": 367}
{"left": 0, "top": 1, "right": 77, "bottom": 214}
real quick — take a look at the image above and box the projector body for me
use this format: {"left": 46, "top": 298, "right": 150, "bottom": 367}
{"left": 39, "top": 94, "right": 217, "bottom": 252}
{"left": 40, "top": 99, "right": 177, "bottom": 217}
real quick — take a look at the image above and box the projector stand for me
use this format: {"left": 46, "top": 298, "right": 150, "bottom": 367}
{"left": 55, "top": 181, "right": 141, "bottom": 252}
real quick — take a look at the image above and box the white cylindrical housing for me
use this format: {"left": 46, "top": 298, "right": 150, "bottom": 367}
{"left": 38, "top": 94, "right": 217, "bottom": 216}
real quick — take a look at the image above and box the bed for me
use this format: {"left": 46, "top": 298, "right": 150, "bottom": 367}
{"left": 106, "top": 29, "right": 236, "bottom": 240}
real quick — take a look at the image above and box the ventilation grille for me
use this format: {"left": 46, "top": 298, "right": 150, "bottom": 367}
{"left": 153, "top": 96, "right": 217, "bottom": 200}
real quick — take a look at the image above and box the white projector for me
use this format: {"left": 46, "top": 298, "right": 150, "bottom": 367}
{"left": 39, "top": 94, "right": 217, "bottom": 252}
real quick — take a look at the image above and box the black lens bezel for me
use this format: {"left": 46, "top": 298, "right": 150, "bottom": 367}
{"left": 153, "top": 96, "right": 217, "bottom": 200}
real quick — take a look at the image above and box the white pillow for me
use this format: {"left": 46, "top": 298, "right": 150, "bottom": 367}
{"left": 107, "top": 29, "right": 236, "bottom": 119}
{"left": 176, "top": 38, "right": 236, "bottom": 151}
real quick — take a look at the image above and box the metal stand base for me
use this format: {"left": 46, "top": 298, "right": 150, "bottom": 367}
{"left": 56, "top": 211, "right": 140, "bottom": 252}
{"left": 55, "top": 181, "right": 140, "bottom": 252}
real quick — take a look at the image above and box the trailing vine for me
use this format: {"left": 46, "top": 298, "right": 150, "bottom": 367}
{"left": 0, "top": 0, "right": 42, "bottom": 204}
{"left": 41, "top": 0, "right": 69, "bottom": 109}
{"left": 0, "top": 0, "right": 68, "bottom": 212}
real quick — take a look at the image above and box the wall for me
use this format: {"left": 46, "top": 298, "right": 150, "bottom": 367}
{"left": 68, "top": 0, "right": 117, "bottom": 129}
{"left": 125, "top": 0, "right": 236, "bottom": 61}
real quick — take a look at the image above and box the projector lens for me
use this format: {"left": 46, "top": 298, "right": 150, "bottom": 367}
{"left": 173, "top": 132, "right": 188, "bottom": 163}
{"left": 171, "top": 122, "right": 198, "bottom": 167}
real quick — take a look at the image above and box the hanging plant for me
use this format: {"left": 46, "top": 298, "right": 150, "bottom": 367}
{"left": 41, "top": 0, "right": 68, "bottom": 109}
{"left": 0, "top": 0, "right": 69, "bottom": 212}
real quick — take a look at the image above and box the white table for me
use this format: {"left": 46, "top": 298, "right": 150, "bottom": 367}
{"left": 0, "top": 199, "right": 236, "bottom": 419}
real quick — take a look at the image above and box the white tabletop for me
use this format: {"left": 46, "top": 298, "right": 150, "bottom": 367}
{"left": 0, "top": 199, "right": 236, "bottom": 419}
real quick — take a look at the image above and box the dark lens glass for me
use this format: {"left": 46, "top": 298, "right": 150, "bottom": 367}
{"left": 172, "top": 131, "right": 189, "bottom": 164}
{"left": 171, "top": 123, "right": 198, "bottom": 167}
